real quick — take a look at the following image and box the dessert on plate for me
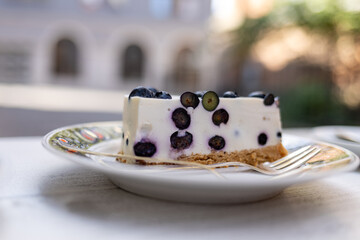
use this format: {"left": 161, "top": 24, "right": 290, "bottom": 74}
{"left": 118, "top": 87, "right": 288, "bottom": 166}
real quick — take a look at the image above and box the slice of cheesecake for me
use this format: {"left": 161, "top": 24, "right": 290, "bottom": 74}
{"left": 119, "top": 87, "right": 287, "bottom": 166}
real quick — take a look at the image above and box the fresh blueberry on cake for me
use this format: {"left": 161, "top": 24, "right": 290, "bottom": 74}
{"left": 201, "top": 91, "right": 219, "bottom": 111}
{"left": 128, "top": 86, "right": 155, "bottom": 99}
{"left": 222, "top": 91, "right": 238, "bottom": 98}
{"left": 194, "top": 91, "right": 206, "bottom": 98}
{"left": 180, "top": 92, "right": 200, "bottom": 109}
{"left": 155, "top": 91, "right": 172, "bottom": 99}
{"left": 248, "top": 91, "right": 266, "bottom": 98}
{"left": 212, "top": 109, "right": 229, "bottom": 126}
{"left": 148, "top": 87, "right": 158, "bottom": 95}
{"left": 119, "top": 87, "right": 288, "bottom": 166}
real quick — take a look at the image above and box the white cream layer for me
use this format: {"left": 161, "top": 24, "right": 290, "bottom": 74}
{"left": 121, "top": 96, "right": 282, "bottom": 160}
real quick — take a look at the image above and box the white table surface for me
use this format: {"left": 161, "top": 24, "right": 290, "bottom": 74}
{"left": 1, "top": 129, "right": 360, "bottom": 240}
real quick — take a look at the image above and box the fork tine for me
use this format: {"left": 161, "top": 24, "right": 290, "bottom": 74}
{"left": 274, "top": 147, "right": 320, "bottom": 170}
{"left": 273, "top": 146, "right": 317, "bottom": 169}
{"left": 277, "top": 148, "right": 321, "bottom": 172}
{"left": 268, "top": 145, "right": 312, "bottom": 167}
{"left": 206, "top": 146, "right": 320, "bottom": 175}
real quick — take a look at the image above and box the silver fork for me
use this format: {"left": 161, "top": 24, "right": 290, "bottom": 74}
{"left": 57, "top": 138, "right": 320, "bottom": 176}
{"left": 209, "top": 145, "right": 321, "bottom": 175}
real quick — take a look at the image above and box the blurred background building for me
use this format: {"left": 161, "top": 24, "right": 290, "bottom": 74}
{"left": 1, "top": 0, "right": 360, "bottom": 137}
{"left": 0, "top": 0, "right": 214, "bottom": 92}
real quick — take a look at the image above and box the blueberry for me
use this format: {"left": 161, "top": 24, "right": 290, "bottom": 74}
{"left": 248, "top": 91, "right": 266, "bottom": 98}
{"left": 148, "top": 87, "right": 158, "bottom": 94}
{"left": 202, "top": 91, "right": 219, "bottom": 111}
{"left": 277, "top": 132, "right": 282, "bottom": 138}
{"left": 170, "top": 131, "right": 193, "bottom": 150}
{"left": 194, "top": 91, "right": 206, "bottom": 98}
{"left": 208, "top": 135, "right": 225, "bottom": 150}
{"left": 258, "top": 133, "right": 268, "bottom": 145}
{"left": 212, "top": 109, "right": 229, "bottom": 126}
{"left": 172, "top": 108, "right": 191, "bottom": 130}
{"left": 155, "top": 91, "right": 172, "bottom": 99}
{"left": 222, "top": 91, "right": 238, "bottom": 98}
{"left": 180, "top": 92, "right": 200, "bottom": 109}
{"left": 264, "top": 93, "right": 275, "bottom": 106}
{"left": 133, "top": 141, "right": 156, "bottom": 157}
{"left": 129, "top": 86, "right": 154, "bottom": 99}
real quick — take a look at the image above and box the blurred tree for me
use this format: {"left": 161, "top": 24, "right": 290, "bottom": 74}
{"left": 229, "top": 0, "right": 360, "bottom": 126}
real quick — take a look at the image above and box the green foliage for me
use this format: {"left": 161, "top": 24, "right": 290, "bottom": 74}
{"left": 280, "top": 81, "right": 350, "bottom": 127}
{"left": 230, "top": 0, "right": 360, "bottom": 126}
{"left": 290, "top": 0, "right": 360, "bottom": 37}
{"left": 232, "top": 0, "right": 360, "bottom": 49}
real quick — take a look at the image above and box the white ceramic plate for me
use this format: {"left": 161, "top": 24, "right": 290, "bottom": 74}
{"left": 42, "top": 121, "right": 359, "bottom": 204}
{"left": 313, "top": 126, "right": 360, "bottom": 157}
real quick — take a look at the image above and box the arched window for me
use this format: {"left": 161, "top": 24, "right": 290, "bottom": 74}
{"left": 174, "top": 47, "right": 198, "bottom": 89}
{"left": 122, "top": 45, "right": 145, "bottom": 80}
{"left": 53, "top": 38, "right": 78, "bottom": 76}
